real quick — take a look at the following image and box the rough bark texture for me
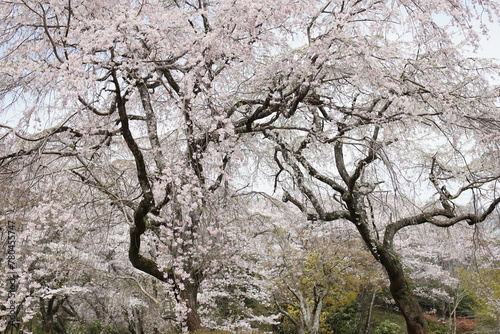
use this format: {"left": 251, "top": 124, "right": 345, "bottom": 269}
{"left": 181, "top": 283, "right": 203, "bottom": 332}
{"left": 40, "top": 296, "right": 66, "bottom": 334}
{"left": 378, "top": 247, "right": 427, "bottom": 334}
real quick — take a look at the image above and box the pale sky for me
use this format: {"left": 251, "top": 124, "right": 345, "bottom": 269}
{"left": 1, "top": 13, "right": 499, "bottom": 128}
{"left": 467, "top": 18, "right": 500, "bottom": 60}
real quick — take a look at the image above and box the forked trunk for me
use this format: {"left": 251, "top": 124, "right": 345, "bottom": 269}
{"left": 354, "top": 214, "right": 427, "bottom": 333}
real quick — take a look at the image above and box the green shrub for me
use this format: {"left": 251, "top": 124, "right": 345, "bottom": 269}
{"left": 374, "top": 320, "right": 402, "bottom": 334}
{"left": 323, "top": 305, "right": 358, "bottom": 334}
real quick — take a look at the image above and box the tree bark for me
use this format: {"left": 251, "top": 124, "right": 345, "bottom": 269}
{"left": 378, "top": 247, "right": 427, "bottom": 334}
{"left": 40, "top": 297, "right": 55, "bottom": 334}
{"left": 180, "top": 280, "right": 203, "bottom": 332}
{"left": 40, "top": 296, "right": 67, "bottom": 334}
{"left": 348, "top": 191, "right": 427, "bottom": 334}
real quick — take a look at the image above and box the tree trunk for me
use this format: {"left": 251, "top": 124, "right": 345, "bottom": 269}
{"left": 40, "top": 297, "right": 55, "bottom": 334}
{"left": 180, "top": 280, "right": 203, "bottom": 332}
{"left": 128, "top": 201, "right": 204, "bottom": 332}
{"left": 310, "top": 299, "right": 322, "bottom": 334}
{"left": 185, "top": 299, "right": 202, "bottom": 332}
{"left": 378, "top": 247, "right": 427, "bottom": 334}
{"left": 352, "top": 207, "right": 427, "bottom": 333}
{"left": 297, "top": 323, "right": 306, "bottom": 334}
{"left": 352, "top": 285, "right": 369, "bottom": 334}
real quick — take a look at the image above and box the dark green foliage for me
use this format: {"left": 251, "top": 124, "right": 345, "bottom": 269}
{"left": 424, "top": 317, "right": 448, "bottom": 334}
{"left": 324, "top": 305, "right": 358, "bottom": 334}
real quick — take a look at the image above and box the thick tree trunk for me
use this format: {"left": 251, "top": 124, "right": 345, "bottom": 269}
{"left": 40, "top": 296, "right": 67, "bottom": 334}
{"left": 352, "top": 203, "right": 427, "bottom": 334}
{"left": 181, "top": 293, "right": 202, "bottom": 332}
{"left": 40, "top": 297, "right": 55, "bottom": 334}
{"left": 180, "top": 279, "right": 203, "bottom": 332}
{"left": 378, "top": 247, "right": 427, "bottom": 334}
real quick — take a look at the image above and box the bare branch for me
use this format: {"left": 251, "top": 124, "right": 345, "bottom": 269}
{"left": 39, "top": 3, "right": 64, "bottom": 63}
{"left": 384, "top": 196, "right": 500, "bottom": 249}
{"left": 429, "top": 157, "right": 454, "bottom": 212}
{"left": 334, "top": 141, "right": 350, "bottom": 184}
{"left": 349, "top": 126, "right": 379, "bottom": 189}
{"left": 78, "top": 96, "right": 116, "bottom": 116}
{"left": 277, "top": 141, "right": 350, "bottom": 221}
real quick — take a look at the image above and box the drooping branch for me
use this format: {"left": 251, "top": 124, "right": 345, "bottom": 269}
{"left": 383, "top": 209, "right": 451, "bottom": 249}
{"left": 39, "top": 3, "right": 64, "bottom": 63}
{"left": 429, "top": 157, "right": 454, "bottom": 213}
{"left": 436, "top": 196, "right": 500, "bottom": 226}
{"left": 208, "top": 154, "right": 230, "bottom": 192}
{"left": 283, "top": 191, "right": 349, "bottom": 221}
{"left": 70, "top": 168, "right": 136, "bottom": 210}
{"left": 161, "top": 69, "right": 180, "bottom": 94}
{"left": 0, "top": 118, "right": 81, "bottom": 142}
{"left": 449, "top": 176, "right": 500, "bottom": 199}
{"left": 232, "top": 82, "right": 314, "bottom": 133}
{"left": 292, "top": 149, "right": 347, "bottom": 195}
{"left": 114, "top": 275, "right": 160, "bottom": 305}
{"left": 233, "top": 95, "right": 282, "bottom": 133}
{"left": 0, "top": 123, "right": 118, "bottom": 167}
{"left": 274, "top": 298, "right": 301, "bottom": 329}
{"left": 349, "top": 126, "right": 380, "bottom": 190}
{"left": 281, "top": 148, "right": 327, "bottom": 217}
{"left": 282, "top": 190, "right": 307, "bottom": 213}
